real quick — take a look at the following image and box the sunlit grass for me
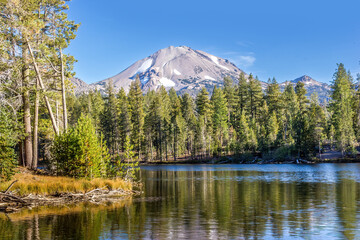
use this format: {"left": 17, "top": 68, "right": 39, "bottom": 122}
{"left": 0, "top": 169, "right": 132, "bottom": 196}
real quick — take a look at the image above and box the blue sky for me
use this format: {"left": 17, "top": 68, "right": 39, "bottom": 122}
{"left": 66, "top": 0, "right": 360, "bottom": 84}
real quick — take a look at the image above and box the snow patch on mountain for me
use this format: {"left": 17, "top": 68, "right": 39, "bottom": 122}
{"left": 135, "top": 59, "right": 153, "bottom": 75}
{"left": 204, "top": 75, "right": 216, "bottom": 81}
{"left": 173, "top": 69, "right": 181, "bottom": 75}
{"left": 209, "top": 55, "right": 229, "bottom": 70}
{"left": 159, "top": 77, "right": 175, "bottom": 87}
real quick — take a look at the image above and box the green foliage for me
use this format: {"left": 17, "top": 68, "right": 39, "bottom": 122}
{"left": 330, "top": 63, "right": 355, "bottom": 154}
{"left": 109, "top": 135, "right": 139, "bottom": 180}
{"left": 0, "top": 108, "right": 17, "bottom": 181}
{"left": 52, "top": 115, "right": 111, "bottom": 179}
{"left": 128, "top": 77, "right": 144, "bottom": 158}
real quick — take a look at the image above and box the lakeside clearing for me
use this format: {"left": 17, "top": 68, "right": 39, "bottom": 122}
{"left": 0, "top": 168, "right": 140, "bottom": 213}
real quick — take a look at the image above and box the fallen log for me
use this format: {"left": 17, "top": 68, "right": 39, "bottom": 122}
{"left": 0, "top": 193, "right": 27, "bottom": 204}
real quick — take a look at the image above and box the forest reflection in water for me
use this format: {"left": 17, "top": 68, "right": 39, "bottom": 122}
{"left": 1, "top": 163, "right": 360, "bottom": 239}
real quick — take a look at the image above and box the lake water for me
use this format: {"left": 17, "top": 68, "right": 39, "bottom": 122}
{"left": 1, "top": 164, "right": 360, "bottom": 239}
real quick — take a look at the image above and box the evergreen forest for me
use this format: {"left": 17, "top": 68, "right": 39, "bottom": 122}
{"left": 1, "top": 0, "right": 360, "bottom": 181}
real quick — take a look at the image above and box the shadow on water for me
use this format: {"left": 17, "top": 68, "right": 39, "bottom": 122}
{"left": 1, "top": 163, "right": 360, "bottom": 239}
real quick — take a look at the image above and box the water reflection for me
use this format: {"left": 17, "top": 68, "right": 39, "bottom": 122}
{"left": 1, "top": 164, "right": 360, "bottom": 239}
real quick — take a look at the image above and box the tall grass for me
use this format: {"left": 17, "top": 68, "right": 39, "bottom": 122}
{"left": 0, "top": 171, "right": 132, "bottom": 196}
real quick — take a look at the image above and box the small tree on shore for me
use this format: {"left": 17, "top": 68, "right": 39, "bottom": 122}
{"left": 51, "top": 114, "right": 110, "bottom": 179}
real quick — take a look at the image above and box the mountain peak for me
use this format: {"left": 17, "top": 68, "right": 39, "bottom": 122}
{"left": 292, "top": 75, "right": 314, "bottom": 83}
{"left": 93, "top": 46, "right": 245, "bottom": 96}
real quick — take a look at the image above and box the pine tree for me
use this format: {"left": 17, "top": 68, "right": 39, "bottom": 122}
{"left": 223, "top": 76, "right": 237, "bottom": 126}
{"left": 128, "top": 76, "right": 144, "bottom": 159}
{"left": 159, "top": 86, "right": 171, "bottom": 161}
{"left": 117, "top": 88, "right": 131, "bottom": 152}
{"left": 101, "top": 81, "right": 119, "bottom": 155}
{"left": 196, "top": 87, "right": 213, "bottom": 157}
{"left": 247, "top": 75, "right": 263, "bottom": 120}
{"left": 267, "top": 111, "right": 279, "bottom": 150}
{"left": 309, "top": 93, "right": 326, "bottom": 157}
{"left": 352, "top": 74, "right": 360, "bottom": 140}
{"left": 169, "top": 88, "right": 182, "bottom": 161}
{"left": 294, "top": 81, "right": 309, "bottom": 157}
{"left": 330, "top": 63, "right": 355, "bottom": 155}
{"left": 281, "top": 84, "right": 298, "bottom": 146}
{"left": 211, "top": 86, "right": 228, "bottom": 156}
{"left": 181, "top": 93, "right": 197, "bottom": 157}
{"left": 237, "top": 72, "right": 248, "bottom": 116}
{"left": 52, "top": 114, "right": 110, "bottom": 179}
{"left": 146, "top": 90, "right": 164, "bottom": 161}
{"left": 236, "top": 111, "right": 251, "bottom": 153}
{"left": 265, "top": 77, "right": 283, "bottom": 116}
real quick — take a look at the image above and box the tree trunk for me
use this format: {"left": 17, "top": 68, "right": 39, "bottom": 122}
{"left": 56, "top": 100, "right": 59, "bottom": 131}
{"left": 159, "top": 122, "right": 162, "bottom": 162}
{"left": 19, "top": 141, "right": 25, "bottom": 167}
{"left": 60, "top": 47, "right": 68, "bottom": 131}
{"left": 173, "top": 128, "right": 177, "bottom": 161}
{"left": 26, "top": 39, "right": 59, "bottom": 135}
{"left": 32, "top": 78, "right": 39, "bottom": 169}
{"left": 22, "top": 47, "right": 33, "bottom": 168}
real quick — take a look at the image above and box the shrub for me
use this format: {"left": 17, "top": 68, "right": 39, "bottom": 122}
{"left": 51, "top": 114, "right": 111, "bottom": 179}
{"left": 0, "top": 108, "right": 18, "bottom": 182}
{"left": 108, "top": 135, "right": 139, "bottom": 181}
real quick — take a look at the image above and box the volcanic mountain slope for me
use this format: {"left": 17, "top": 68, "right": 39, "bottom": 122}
{"left": 93, "top": 46, "right": 245, "bottom": 96}
{"left": 70, "top": 47, "right": 331, "bottom": 102}
{"left": 279, "top": 75, "right": 331, "bottom": 102}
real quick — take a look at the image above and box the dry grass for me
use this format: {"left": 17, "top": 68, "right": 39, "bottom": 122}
{"left": 0, "top": 169, "right": 132, "bottom": 196}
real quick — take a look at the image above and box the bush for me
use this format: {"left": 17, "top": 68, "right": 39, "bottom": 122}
{"left": 108, "top": 135, "right": 139, "bottom": 180}
{"left": 51, "top": 114, "right": 111, "bottom": 179}
{"left": 0, "top": 140, "right": 16, "bottom": 181}
{"left": 0, "top": 108, "right": 18, "bottom": 182}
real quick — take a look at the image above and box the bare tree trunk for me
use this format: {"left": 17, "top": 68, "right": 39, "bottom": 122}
{"left": 22, "top": 47, "right": 33, "bottom": 168}
{"left": 32, "top": 78, "right": 39, "bottom": 169}
{"left": 173, "top": 128, "right": 176, "bottom": 161}
{"left": 19, "top": 141, "right": 25, "bottom": 167}
{"left": 150, "top": 134, "right": 153, "bottom": 162}
{"left": 56, "top": 100, "right": 59, "bottom": 129}
{"left": 26, "top": 39, "right": 59, "bottom": 135}
{"left": 60, "top": 47, "right": 68, "bottom": 131}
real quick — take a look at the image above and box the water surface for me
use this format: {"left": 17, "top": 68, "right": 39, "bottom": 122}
{"left": 1, "top": 163, "right": 360, "bottom": 239}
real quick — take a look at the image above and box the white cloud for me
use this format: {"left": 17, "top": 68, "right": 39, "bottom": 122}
{"left": 229, "top": 55, "right": 256, "bottom": 68}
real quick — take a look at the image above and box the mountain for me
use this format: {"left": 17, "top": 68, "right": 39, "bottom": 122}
{"left": 279, "top": 75, "right": 331, "bottom": 102}
{"left": 70, "top": 77, "right": 94, "bottom": 94}
{"left": 70, "top": 47, "right": 331, "bottom": 103}
{"left": 93, "top": 46, "right": 245, "bottom": 96}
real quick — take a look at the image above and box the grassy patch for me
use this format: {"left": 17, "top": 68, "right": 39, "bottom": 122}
{"left": 0, "top": 169, "right": 132, "bottom": 196}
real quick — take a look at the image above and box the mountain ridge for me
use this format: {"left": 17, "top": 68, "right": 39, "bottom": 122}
{"left": 70, "top": 46, "right": 330, "bottom": 102}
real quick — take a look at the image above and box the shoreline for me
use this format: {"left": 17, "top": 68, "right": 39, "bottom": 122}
{"left": 139, "top": 157, "right": 360, "bottom": 165}
{"left": 0, "top": 169, "right": 141, "bottom": 213}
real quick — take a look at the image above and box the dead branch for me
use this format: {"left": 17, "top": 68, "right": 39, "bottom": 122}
{"left": 3, "top": 180, "right": 18, "bottom": 194}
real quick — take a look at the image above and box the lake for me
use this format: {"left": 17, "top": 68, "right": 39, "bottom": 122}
{"left": 1, "top": 164, "right": 360, "bottom": 239}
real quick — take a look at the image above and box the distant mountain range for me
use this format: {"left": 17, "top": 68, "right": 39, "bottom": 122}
{"left": 279, "top": 75, "right": 331, "bottom": 102}
{"left": 71, "top": 46, "right": 331, "bottom": 102}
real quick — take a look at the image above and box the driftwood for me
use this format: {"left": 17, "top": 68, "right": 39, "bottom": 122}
{"left": 0, "top": 192, "right": 30, "bottom": 213}
{"left": 3, "top": 180, "right": 18, "bottom": 194}
{"left": 0, "top": 193, "right": 27, "bottom": 204}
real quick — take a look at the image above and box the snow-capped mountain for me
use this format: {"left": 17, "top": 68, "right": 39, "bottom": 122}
{"left": 280, "top": 75, "right": 331, "bottom": 102}
{"left": 70, "top": 47, "right": 331, "bottom": 102}
{"left": 92, "top": 46, "right": 245, "bottom": 95}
